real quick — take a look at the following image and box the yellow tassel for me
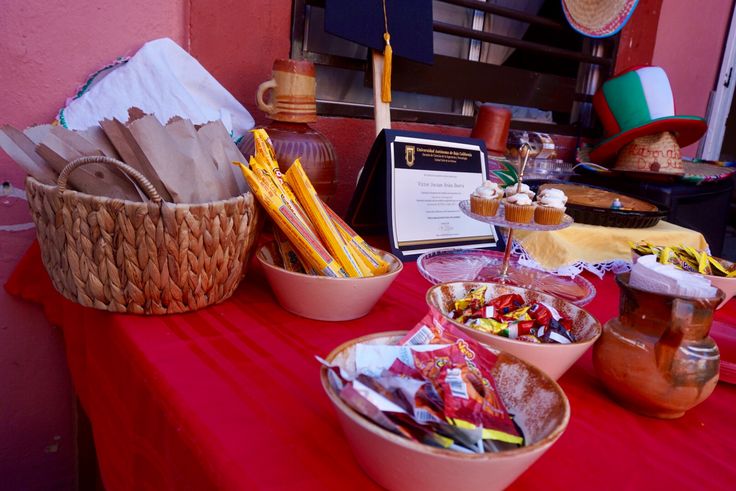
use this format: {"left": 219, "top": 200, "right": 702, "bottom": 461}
{"left": 382, "top": 32, "right": 392, "bottom": 103}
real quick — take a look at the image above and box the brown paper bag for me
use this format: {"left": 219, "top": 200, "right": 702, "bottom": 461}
{"left": 35, "top": 126, "right": 142, "bottom": 201}
{"left": 164, "top": 117, "right": 233, "bottom": 202}
{"left": 23, "top": 124, "right": 54, "bottom": 146}
{"left": 0, "top": 125, "right": 57, "bottom": 184}
{"left": 100, "top": 116, "right": 173, "bottom": 202}
{"left": 196, "top": 120, "right": 249, "bottom": 195}
{"left": 114, "top": 114, "right": 205, "bottom": 203}
{"left": 79, "top": 126, "right": 122, "bottom": 160}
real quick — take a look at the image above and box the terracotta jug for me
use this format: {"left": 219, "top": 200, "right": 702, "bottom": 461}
{"left": 593, "top": 273, "right": 723, "bottom": 418}
{"left": 240, "top": 59, "right": 337, "bottom": 204}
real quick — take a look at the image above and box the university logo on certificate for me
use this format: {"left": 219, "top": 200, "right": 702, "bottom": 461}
{"left": 347, "top": 130, "right": 503, "bottom": 261}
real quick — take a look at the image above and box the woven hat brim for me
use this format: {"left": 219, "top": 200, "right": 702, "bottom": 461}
{"left": 562, "top": 0, "right": 639, "bottom": 38}
{"left": 589, "top": 115, "right": 707, "bottom": 164}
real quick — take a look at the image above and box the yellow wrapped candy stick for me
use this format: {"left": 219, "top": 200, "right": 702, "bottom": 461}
{"left": 251, "top": 128, "right": 279, "bottom": 165}
{"left": 631, "top": 241, "right": 736, "bottom": 277}
{"left": 274, "top": 228, "right": 308, "bottom": 274}
{"left": 285, "top": 160, "right": 365, "bottom": 277}
{"left": 237, "top": 162, "right": 347, "bottom": 277}
{"left": 249, "top": 157, "right": 315, "bottom": 234}
{"left": 325, "top": 205, "right": 389, "bottom": 276}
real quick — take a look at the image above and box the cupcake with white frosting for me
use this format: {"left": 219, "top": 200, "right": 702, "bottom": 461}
{"left": 470, "top": 180, "right": 503, "bottom": 216}
{"left": 538, "top": 187, "right": 568, "bottom": 204}
{"left": 503, "top": 192, "right": 536, "bottom": 223}
{"left": 503, "top": 183, "right": 535, "bottom": 199}
{"left": 534, "top": 188, "right": 567, "bottom": 225}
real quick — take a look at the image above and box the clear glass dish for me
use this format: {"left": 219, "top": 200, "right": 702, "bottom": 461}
{"left": 417, "top": 248, "right": 596, "bottom": 307}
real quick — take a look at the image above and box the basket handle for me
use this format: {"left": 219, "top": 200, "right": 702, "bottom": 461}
{"left": 57, "top": 156, "right": 163, "bottom": 204}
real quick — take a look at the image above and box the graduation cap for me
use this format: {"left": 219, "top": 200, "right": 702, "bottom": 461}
{"left": 325, "top": 0, "right": 434, "bottom": 103}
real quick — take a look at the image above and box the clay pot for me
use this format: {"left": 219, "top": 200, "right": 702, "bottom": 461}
{"left": 471, "top": 104, "right": 511, "bottom": 156}
{"left": 593, "top": 273, "right": 723, "bottom": 418}
{"left": 240, "top": 121, "right": 337, "bottom": 203}
{"left": 241, "top": 58, "right": 338, "bottom": 203}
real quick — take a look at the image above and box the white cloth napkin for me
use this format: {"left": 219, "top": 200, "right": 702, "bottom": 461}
{"left": 60, "top": 38, "right": 254, "bottom": 139}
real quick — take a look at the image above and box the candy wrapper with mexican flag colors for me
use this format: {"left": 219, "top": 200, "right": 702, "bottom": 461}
{"left": 320, "top": 312, "right": 524, "bottom": 454}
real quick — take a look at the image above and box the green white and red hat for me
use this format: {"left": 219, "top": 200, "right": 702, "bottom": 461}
{"left": 590, "top": 66, "right": 708, "bottom": 163}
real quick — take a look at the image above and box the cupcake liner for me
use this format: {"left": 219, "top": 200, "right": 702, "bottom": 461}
{"left": 534, "top": 206, "right": 566, "bottom": 225}
{"left": 504, "top": 202, "right": 536, "bottom": 223}
{"left": 470, "top": 195, "right": 501, "bottom": 216}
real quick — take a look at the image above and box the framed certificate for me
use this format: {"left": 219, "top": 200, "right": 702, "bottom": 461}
{"left": 347, "top": 130, "right": 503, "bottom": 261}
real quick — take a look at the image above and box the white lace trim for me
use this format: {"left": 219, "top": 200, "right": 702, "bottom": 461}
{"left": 511, "top": 240, "right": 632, "bottom": 279}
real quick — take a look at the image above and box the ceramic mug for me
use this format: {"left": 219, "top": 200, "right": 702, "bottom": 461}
{"left": 256, "top": 59, "right": 317, "bottom": 123}
{"left": 471, "top": 104, "right": 511, "bottom": 155}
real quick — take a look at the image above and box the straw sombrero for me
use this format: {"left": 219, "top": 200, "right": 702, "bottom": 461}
{"left": 590, "top": 66, "right": 708, "bottom": 164}
{"left": 562, "top": 0, "right": 639, "bottom": 38}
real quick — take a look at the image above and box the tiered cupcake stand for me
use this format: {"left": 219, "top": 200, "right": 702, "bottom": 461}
{"left": 417, "top": 145, "right": 596, "bottom": 306}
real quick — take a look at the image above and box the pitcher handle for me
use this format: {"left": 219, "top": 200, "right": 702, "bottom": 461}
{"left": 256, "top": 79, "right": 277, "bottom": 115}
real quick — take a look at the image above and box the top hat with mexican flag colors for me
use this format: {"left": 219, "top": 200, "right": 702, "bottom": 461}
{"left": 590, "top": 66, "right": 707, "bottom": 163}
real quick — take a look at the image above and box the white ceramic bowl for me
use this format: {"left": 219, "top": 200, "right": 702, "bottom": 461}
{"left": 321, "top": 331, "right": 570, "bottom": 491}
{"left": 256, "top": 243, "right": 402, "bottom": 321}
{"left": 426, "top": 282, "right": 602, "bottom": 380}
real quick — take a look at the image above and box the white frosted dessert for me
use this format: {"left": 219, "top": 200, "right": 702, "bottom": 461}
{"left": 503, "top": 192, "right": 535, "bottom": 223}
{"left": 470, "top": 180, "right": 503, "bottom": 216}
{"left": 503, "top": 183, "right": 535, "bottom": 199}
{"left": 538, "top": 188, "right": 568, "bottom": 204}
{"left": 535, "top": 189, "right": 567, "bottom": 225}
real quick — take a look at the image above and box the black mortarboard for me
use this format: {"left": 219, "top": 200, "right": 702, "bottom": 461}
{"left": 324, "top": 0, "right": 434, "bottom": 65}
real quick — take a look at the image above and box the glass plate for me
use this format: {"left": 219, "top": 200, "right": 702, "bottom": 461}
{"left": 417, "top": 248, "right": 596, "bottom": 306}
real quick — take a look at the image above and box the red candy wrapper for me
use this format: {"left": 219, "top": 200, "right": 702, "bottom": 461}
{"left": 490, "top": 294, "right": 525, "bottom": 315}
{"left": 398, "top": 312, "right": 523, "bottom": 444}
{"left": 451, "top": 287, "right": 576, "bottom": 344}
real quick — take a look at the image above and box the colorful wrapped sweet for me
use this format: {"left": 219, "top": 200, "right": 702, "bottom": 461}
{"left": 448, "top": 286, "right": 576, "bottom": 344}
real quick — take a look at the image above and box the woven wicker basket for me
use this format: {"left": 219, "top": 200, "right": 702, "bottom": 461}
{"left": 25, "top": 156, "right": 261, "bottom": 314}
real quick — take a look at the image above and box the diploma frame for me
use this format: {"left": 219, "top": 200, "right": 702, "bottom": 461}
{"left": 347, "top": 129, "right": 504, "bottom": 261}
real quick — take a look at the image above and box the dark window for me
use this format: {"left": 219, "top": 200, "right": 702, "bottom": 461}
{"left": 291, "top": 0, "right": 619, "bottom": 136}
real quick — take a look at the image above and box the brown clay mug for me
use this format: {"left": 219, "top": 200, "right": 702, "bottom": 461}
{"left": 256, "top": 59, "right": 317, "bottom": 123}
{"left": 471, "top": 104, "right": 512, "bottom": 156}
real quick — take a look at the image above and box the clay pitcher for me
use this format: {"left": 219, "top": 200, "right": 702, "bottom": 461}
{"left": 593, "top": 273, "right": 722, "bottom": 418}
{"left": 240, "top": 59, "right": 337, "bottom": 204}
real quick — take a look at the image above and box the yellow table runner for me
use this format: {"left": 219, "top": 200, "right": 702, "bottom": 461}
{"left": 514, "top": 220, "right": 708, "bottom": 273}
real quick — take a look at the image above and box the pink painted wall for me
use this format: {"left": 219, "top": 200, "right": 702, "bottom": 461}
{"left": 0, "top": 0, "right": 187, "bottom": 488}
{"left": 651, "top": 0, "right": 734, "bottom": 156}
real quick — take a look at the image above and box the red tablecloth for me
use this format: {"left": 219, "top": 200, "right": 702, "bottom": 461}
{"left": 7, "top": 242, "right": 736, "bottom": 491}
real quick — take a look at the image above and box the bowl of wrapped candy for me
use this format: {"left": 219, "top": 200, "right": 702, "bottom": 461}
{"left": 425, "top": 282, "right": 602, "bottom": 380}
{"left": 320, "top": 325, "right": 569, "bottom": 491}
{"left": 631, "top": 242, "right": 736, "bottom": 309}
